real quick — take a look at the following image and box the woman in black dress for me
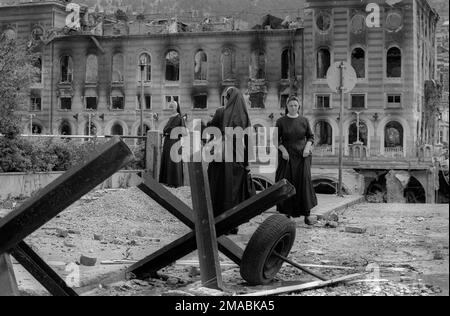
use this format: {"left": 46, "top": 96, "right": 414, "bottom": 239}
{"left": 159, "top": 101, "right": 185, "bottom": 188}
{"left": 276, "top": 96, "right": 317, "bottom": 225}
{"left": 207, "top": 87, "right": 254, "bottom": 223}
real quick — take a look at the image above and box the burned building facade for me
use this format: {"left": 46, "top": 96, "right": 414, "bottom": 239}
{"left": 0, "top": 0, "right": 444, "bottom": 203}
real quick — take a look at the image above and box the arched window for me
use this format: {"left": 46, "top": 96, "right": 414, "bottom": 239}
{"left": 165, "top": 50, "right": 180, "bottom": 81}
{"left": 138, "top": 53, "right": 151, "bottom": 82}
{"left": 60, "top": 55, "right": 73, "bottom": 83}
{"left": 317, "top": 48, "right": 330, "bottom": 79}
{"left": 85, "top": 54, "right": 98, "bottom": 82}
{"left": 349, "top": 121, "right": 368, "bottom": 146}
{"left": 32, "top": 124, "right": 42, "bottom": 135}
{"left": 33, "top": 57, "right": 42, "bottom": 83}
{"left": 385, "top": 121, "right": 403, "bottom": 148}
{"left": 111, "top": 123, "right": 124, "bottom": 136}
{"left": 250, "top": 50, "right": 266, "bottom": 80}
{"left": 194, "top": 50, "right": 208, "bottom": 81}
{"left": 137, "top": 124, "right": 150, "bottom": 137}
{"left": 314, "top": 121, "right": 333, "bottom": 146}
{"left": 351, "top": 47, "right": 365, "bottom": 78}
{"left": 112, "top": 53, "right": 124, "bottom": 82}
{"left": 59, "top": 121, "right": 71, "bottom": 136}
{"left": 281, "top": 48, "right": 295, "bottom": 80}
{"left": 221, "top": 48, "right": 235, "bottom": 81}
{"left": 387, "top": 47, "right": 401, "bottom": 78}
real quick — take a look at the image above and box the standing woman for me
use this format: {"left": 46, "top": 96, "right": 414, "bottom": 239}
{"left": 159, "top": 100, "right": 185, "bottom": 188}
{"left": 207, "top": 87, "right": 254, "bottom": 220}
{"left": 275, "top": 96, "right": 317, "bottom": 225}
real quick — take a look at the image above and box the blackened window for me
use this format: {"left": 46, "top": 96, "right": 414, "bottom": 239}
{"left": 317, "top": 48, "right": 330, "bottom": 79}
{"left": 60, "top": 97, "right": 72, "bottom": 110}
{"left": 165, "top": 50, "right": 180, "bottom": 81}
{"left": 60, "top": 121, "right": 71, "bottom": 135}
{"left": 280, "top": 94, "right": 289, "bottom": 110}
{"left": 250, "top": 92, "right": 265, "bottom": 109}
{"left": 194, "top": 50, "right": 208, "bottom": 81}
{"left": 385, "top": 121, "right": 403, "bottom": 147}
{"left": 351, "top": 94, "right": 365, "bottom": 109}
{"left": 387, "top": 47, "right": 402, "bottom": 78}
{"left": 281, "top": 49, "right": 295, "bottom": 80}
{"left": 32, "top": 124, "right": 42, "bottom": 135}
{"left": 193, "top": 95, "right": 207, "bottom": 109}
{"left": 86, "top": 97, "right": 98, "bottom": 110}
{"left": 30, "top": 97, "right": 41, "bottom": 111}
{"left": 111, "top": 96, "right": 124, "bottom": 110}
{"left": 351, "top": 48, "right": 365, "bottom": 78}
{"left": 60, "top": 56, "right": 73, "bottom": 83}
{"left": 137, "top": 95, "right": 152, "bottom": 110}
{"left": 314, "top": 121, "right": 333, "bottom": 146}
{"left": 111, "top": 124, "right": 124, "bottom": 136}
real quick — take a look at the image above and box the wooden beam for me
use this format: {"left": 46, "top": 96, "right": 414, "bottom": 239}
{"left": 0, "top": 137, "right": 132, "bottom": 255}
{"left": 241, "top": 273, "right": 367, "bottom": 296}
{"left": 188, "top": 161, "right": 223, "bottom": 290}
{"left": 9, "top": 242, "right": 78, "bottom": 296}
{"left": 138, "top": 174, "right": 244, "bottom": 265}
{"left": 128, "top": 179, "right": 295, "bottom": 278}
{"left": 0, "top": 254, "right": 19, "bottom": 296}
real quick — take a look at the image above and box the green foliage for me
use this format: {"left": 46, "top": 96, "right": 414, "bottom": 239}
{"left": 0, "top": 37, "right": 38, "bottom": 139}
{"left": 0, "top": 137, "right": 145, "bottom": 173}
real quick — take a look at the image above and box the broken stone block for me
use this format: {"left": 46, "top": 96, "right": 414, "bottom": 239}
{"left": 80, "top": 255, "right": 97, "bottom": 266}
{"left": 345, "top": 227, "right": 367, "bottom": 234}
{"left": 325, "top": 221, "right": 338, "bottom": 228}
{"left": 2, "top": 201, "right": 14, "bottom": 209}
{"left": 135, "top": 230, "right": 145, "bottom": 237}
{"left": 94, "top": 234, "right": 103, "bottom": 241}
{"left": 329, "top": 213, "right": 339, "bottom": 222}
{"left": 433, "top": 250, "right": 444, "bottom": 260}
{"left": 56, "top": 228, "right": 69, "bottom": 238}
{"left": 68, "top": 229, "right": 81, "bottom": 235}
{"left": 167, "top": 277, "right": 180, "bottom": 285}
{"left": 63, "top": 240, "right": 76, "bottom": 248}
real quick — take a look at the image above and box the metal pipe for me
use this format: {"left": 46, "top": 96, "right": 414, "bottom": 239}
{"left": 273, "top": 252, "right": 328, "bottom": 281}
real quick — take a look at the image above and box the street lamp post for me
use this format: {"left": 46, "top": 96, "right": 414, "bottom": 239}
{"left": 139, "top": 55, "right": 146, "bottom": 137}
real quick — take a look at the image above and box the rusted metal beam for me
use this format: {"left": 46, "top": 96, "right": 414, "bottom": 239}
{"left": 0, "top": 137, "right": 132, "bottom": 255}
{"left": 128, "top": 179, "right": 295, "bottom": 278}
{"left": 9, "top": 242, "right": 78, "bottom": 296}
{"left": 188, "top": 161, "right": 223, "bottom": 290}
{"left": 137, "top": 173, "right": 244, "bottom": 265}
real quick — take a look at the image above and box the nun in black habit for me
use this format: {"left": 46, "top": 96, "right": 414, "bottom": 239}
{"left": 207, "top": 87, "right": 255, "bottom": 221}
{"left": 159, "top": 100, "right": 185, "bottom": 188}
{"left": 275, "top": 96, "right": 318, "bottom": 225}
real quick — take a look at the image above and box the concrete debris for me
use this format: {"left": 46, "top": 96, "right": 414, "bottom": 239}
{"left": 94, "top": 234, "right": 103, "bottom": 241}
{"left": 56, "top": 228, "right": 69, "bottom": 238}
{"left": 80, "top": 255, "right": 97, "bottom": 267}
{"left": 63, "top": 240, "right": 76, "bottom": 248}
{"left": 345, "top": 227, "right": 367, "bottom": 234}
{"left": 325, "top": 221, "right": 339, "bottom": 228}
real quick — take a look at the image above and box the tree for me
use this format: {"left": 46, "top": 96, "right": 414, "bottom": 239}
{"left": 0, "top": 36, "right": 37, "bottom": 139}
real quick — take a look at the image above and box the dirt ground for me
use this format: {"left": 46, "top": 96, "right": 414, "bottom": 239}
{"left": 1, "top": 187, "right": 448, "bottom": 296}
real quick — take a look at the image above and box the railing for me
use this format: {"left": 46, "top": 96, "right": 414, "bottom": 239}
{"left": 383, "top": 146, "right": 405, "bottom": 158}
{"left": 313, "top": 145, "right": 334, "bottom": 157}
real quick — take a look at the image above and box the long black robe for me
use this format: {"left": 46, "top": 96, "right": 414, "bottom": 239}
{"left": 207, "top": 107, "right": 253, "bottom": 217}
{"left": 275, "top": 115, "right": 318, "bottom": 217}
{"left": 159, "top": 114, "right": 184, "bottom": 188}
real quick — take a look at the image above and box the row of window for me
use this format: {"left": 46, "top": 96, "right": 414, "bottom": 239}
{"left": 29, "top": 92, "right": 403, "bottom": 112}
{"left": 314, "top": 120, "right": 404, "bottom": 148}
{"left": 314, "top": 93, "right": 402, "bottom": 110}
{"left": 58, "top": 48, "right": 296, "bottom": 85}
{"left": 29, "top": 119, "right": 404, "bottom": 150}
{"left": 316, "top": 46, "right": 402, "bottom": 79}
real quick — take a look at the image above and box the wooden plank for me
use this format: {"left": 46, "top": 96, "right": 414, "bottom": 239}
{"left": 0, "top": 254, "right": 19, "bottom": 296}
{"left": 128, "top": 179, "right": 295, "bottom": 278}
{"left": 241, "top": 273, "right": 367, "bottom": 296}
{"left": 9, "top": 242, "right": 78, "bottom": 296}
{"left": 138, "top": 174, "right": 244, "bottom": 265}
{"left": 0, "top": 137, "right": 132, "bottom": 255}
{"left": 188, "top": 161, "right": 223, "bottom": 290}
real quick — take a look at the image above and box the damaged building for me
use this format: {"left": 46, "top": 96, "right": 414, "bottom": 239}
{"left": 0, "top": 0, "right": 447, "bottom": 203}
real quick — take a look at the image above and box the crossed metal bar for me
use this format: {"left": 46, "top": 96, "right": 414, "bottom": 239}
{"left": 127, "top": 173, "right": 296, "bottom": 279}
{"left": 0, "top": 137, "right": 132, "bottom": 296}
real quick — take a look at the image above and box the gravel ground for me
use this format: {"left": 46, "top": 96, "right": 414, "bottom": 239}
{"left": 1, "top": 187, "right": 448, "bottom": 296}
